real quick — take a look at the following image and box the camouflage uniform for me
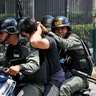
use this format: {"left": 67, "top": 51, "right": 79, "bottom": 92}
{"left": 49, "top": 32, "right": 89, "bottom": 96}
{"left": 17, "top": 46, "right": 45, "bottom": 96}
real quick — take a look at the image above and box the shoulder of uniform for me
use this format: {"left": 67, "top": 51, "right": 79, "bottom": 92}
{"left": 68, "top": 33, "right": 80, "bottom": 41}
{"left": 70, "top": 33, "right": 79, "bottom": 38}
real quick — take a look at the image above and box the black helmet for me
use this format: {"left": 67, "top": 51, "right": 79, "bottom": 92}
{"left": 52, "top": 16, "right": 71, "bottom": 31}
{"left": 41, "top": 15, "right": 54, "bottom": 31}
{"left": 16, "top": 17, "right": 27, "bottom": 29}
{"left": 0, "top": 17, "right": 18, "bottom": 34}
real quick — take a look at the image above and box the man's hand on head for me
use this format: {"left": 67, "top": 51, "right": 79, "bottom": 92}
{"left": 37, "top": 22, "right": 50, "bottom": 34}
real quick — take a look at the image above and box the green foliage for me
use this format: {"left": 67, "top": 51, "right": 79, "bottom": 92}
{"left": 71, "top": 24, "right": 93, "bottom": 47}
{"left": 71, "top": 24, "right": 93, "bottom": 38}
{"left": 0, "top": 13, "right": 16, "bottom": 19}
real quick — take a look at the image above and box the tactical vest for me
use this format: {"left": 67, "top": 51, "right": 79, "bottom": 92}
{"left": 59, "top": 32, "right": 93, "bottom": 75}
{"left": 5, "top": 42, "right": 29, "bottom": 67}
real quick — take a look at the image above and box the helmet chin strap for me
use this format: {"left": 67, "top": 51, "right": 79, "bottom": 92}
{"left": 1, "top": 34, "right": 11, "bottom": 44}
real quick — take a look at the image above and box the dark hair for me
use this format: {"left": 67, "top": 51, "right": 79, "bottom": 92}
{"left": 19, "top": 17, "right": 37, "bottom": 34}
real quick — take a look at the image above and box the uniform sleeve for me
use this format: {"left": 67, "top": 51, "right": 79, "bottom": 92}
{"left": 20, "top": 48, "right": 40, "bottom": 74}
{"left": 50, "top": 32, "right": 82, "bottom": 50}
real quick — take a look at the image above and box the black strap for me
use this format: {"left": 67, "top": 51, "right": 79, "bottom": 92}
{"left": 1, "top": 34, "right": 11, "bottom": 44}
{"left": 79, "top": 38, "right": 91, "bottom": 56}
{"left": 79, "top": 38, "right": 95, "bottom": 68}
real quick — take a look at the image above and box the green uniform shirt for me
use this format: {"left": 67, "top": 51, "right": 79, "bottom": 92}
{"left": 20, "top": 47, "right": 40, "bottom": 74}
{"left": 50, "top": 32, "right": 85, "bottom": 55}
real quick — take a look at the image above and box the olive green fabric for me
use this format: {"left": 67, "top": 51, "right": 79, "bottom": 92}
{"left": 17, "top": 83, "right": 44, "bottom": 96}
{"left": 50, "top": 32, "right": 83, "bottom": 50}
{"left": 60, "top": 76, "right": 88, "bottom": 96}
{"left": 49, "top": 32, "right": 89, "bottom": 96}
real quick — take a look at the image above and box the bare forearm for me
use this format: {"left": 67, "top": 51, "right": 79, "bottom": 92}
{"left": 30, "top": 26, "right": 42, "bottom": 47}
{"left": 30, "top": 25, "right": 50, "bottom": 49}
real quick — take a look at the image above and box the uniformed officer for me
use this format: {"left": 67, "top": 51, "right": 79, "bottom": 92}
{"left": 41, "top": 15, "right": 54, "bottom": 31}
{"left": 0, "top": 17, "right": 43, "bottom": 96}
{"left": 41, "top": 16, "right": 91, "bottom": 96}
{"left": 0, "top": 17, "right": 29, "bottom": 66}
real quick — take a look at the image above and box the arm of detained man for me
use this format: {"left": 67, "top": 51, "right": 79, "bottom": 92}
{"left": 30, "top": 24, "right": 50, "bottom": 49}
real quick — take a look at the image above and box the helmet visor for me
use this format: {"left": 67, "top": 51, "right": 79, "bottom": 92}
{"left": 0, "top": 26, "right": 18, "bottom": 34}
